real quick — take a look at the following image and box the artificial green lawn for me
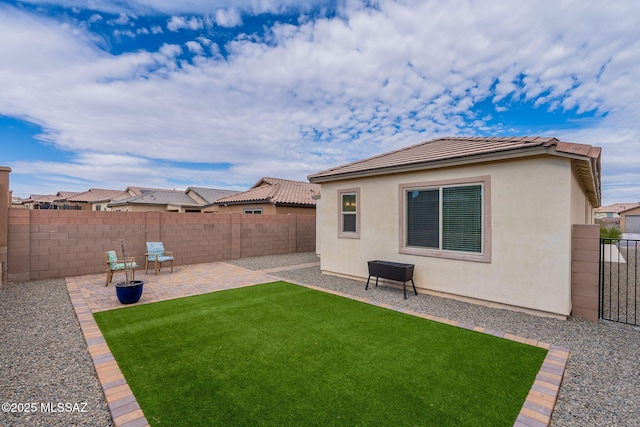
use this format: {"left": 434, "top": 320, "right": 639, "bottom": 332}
{"left": 94, "top": 281, "right": 547, "bottom": 426}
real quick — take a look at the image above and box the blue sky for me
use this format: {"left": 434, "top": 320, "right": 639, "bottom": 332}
{"left": 1, "top": 0, "right": 638, "bottom": 205}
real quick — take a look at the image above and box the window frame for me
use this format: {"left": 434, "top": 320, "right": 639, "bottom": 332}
{"left": 338, "top": 188, "right": 360, "bottom": 239}
{"left": 399, "top": 176, "right": 491, "bottom": 262}
{"left": 243, "top": 208, "right": 263, "bottom": 214}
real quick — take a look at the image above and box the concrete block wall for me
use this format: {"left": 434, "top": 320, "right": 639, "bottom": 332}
{"left": 571, "top": 224, "right": 600, "bottom": 321}
{"left": 0, "top": 167, "right": 10, "bottom": 284}
{"left": 6, "top": 209, "right": 315, "bottom": 283}
{"left": 296, "top": 214, "right": 316, "bottom": 252}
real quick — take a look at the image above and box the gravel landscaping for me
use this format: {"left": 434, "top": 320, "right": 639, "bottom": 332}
{"left": 0, "top": 279, "right": 113, "bottom": 427}
{"left": 1, "top": 252, "right": 638, "bottom": 426}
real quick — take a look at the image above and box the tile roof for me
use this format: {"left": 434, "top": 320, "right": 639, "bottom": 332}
{"left": 109, "top": 190, "right": 200, "bottom": 207}
{"left": 66, "top": 188, "right": 130, "bottom": 203}
{"left": 125, "top": 186, "right": 167, "bottom": 196}
{"left": 23, "top": 192, "right": 78, "bottom": 203}
{"left": 596, "top": 202, "right": 640, "bottom": 214}
{"left": 186, "top": 187, "right": 241, "bottom": 204}
{"left": 215, "top": 177, "right": 320, "bottom": 207}
{"left": 308, "top": 136, "right": 601, "bottom": 206}
{"left": 56, "top": 191, "right": 82, "bottom": 199}
{"left": 28, "top": 194, "right": 58, "bottom": 203}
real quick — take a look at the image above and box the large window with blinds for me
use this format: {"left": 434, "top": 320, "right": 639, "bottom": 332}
{"left": 400, "top": 177, "right": 490, "bottom": 262}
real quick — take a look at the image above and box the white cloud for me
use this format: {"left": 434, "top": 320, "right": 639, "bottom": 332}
{"left": 2, "top": 1, "right": 640, "bottom": 203}
{"left": 113, "top": 29, "right": 136, "bottom": 38}
{"left": 214, "top": 8, "right": 242, "bottom": 27}
{"left": 166, "top": 15, "right": 203, "bottom": 31}
{"left": 185, "top": 40, "right": 203, "bottom": 55}
{"left": 109, "top": 12, "right": 130, "bottom": 25}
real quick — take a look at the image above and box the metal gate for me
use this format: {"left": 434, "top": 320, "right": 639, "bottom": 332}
{"left": 599, "top": 238, "right": 640, "bottom": 325}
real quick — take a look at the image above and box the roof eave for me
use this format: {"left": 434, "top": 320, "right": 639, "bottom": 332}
{"left": 273, "top": 202, "right": 316, "bottom": 208}
{"left": 309, "top": 146, "right": 550, "bottom": 183}
{"left": 214, "top": 199, "right": 271, "bottom": 206}
{"left": 546, "top": 146, "right": 601, "bottom": 207}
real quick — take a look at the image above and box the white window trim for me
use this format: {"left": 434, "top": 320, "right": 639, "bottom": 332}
{"left": 399, "top": 176, "right": 491, "bottom": 262}
{"left": 338, "top": 188, "right": 360, "bottom": 239}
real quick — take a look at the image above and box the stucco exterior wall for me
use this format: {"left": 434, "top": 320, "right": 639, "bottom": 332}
{"left": 316, "top": 156, "right": 584, "bottom": 316}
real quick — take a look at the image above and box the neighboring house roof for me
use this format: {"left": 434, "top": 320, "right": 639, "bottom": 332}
{"left": 596, "top": 203, "right": 640, "bottom": 214}
{"left": 55, "top": 191, "right": 82, "bottom": 200}
{"left": 67, "top": 188, "right": 130, "bottom": 203}
{"left": 108, "top": 189, "right": 200, "bottom": 208}
{"left": 27, "top": 194, "right": 58, "bottom": 203}
{"left": 214, "top": 177, "right": 321, "bottom": 207}
{"left": 125, "top": 186, "right": 166, "bottom": 196}
{"left": 308, "top": 136, "right": 601, "bottom": 206}
{"left": 23, "top": 191, "right": 80, "bottom": 203}
{"left": 186, "top": 187, "right": 241, "bottom": 204}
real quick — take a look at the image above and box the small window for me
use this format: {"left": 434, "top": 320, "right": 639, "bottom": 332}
{"left": 338, "top": 188, "right": 360, "bottom": 239}
{"left": 243, "top": 208, "right": 263, "bottom": 214}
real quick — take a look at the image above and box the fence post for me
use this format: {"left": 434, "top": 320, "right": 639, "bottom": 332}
{"left": 288, "top": 214, "right": 297, "bottom": 254}
{"left": 230, "top": 213, "right": 241, "bottom": 259}
{"left": 571, "top": 224, "right": 600, "bottom": 321}
{"left": 145, "top": 211, "right": 161, "bottom": 243}
{"left": 0, "top": 167, "right": 11, "bottom": 285}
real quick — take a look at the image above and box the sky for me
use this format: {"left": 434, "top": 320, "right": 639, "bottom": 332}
{"left": 1, "top": 0, "right": 638, "bottom": 206}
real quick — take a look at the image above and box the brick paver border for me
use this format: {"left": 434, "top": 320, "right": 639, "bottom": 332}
{"left": 66, "top": 261, "right": 567, "bottom": 427}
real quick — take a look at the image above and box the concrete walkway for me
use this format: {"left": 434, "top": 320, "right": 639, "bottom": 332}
{"left": 65, "top": 260, "right": 567, "bottom": 427}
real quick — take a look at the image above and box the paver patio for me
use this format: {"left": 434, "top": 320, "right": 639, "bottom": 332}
{"left": 65, "top": 259, "right": 567, "bottom": 427}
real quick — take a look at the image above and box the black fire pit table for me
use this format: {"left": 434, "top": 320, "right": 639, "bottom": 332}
{"left": 366, "top": 260, "right": 417, "bottom": 299}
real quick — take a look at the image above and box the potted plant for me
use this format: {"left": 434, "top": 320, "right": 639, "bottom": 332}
{"left": 114, "top": 231, "right": 144, "bottom": 304}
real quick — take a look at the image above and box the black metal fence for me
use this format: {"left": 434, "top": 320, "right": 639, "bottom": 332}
{"left": 599, "top": 238, "right": 640, "bottom": 325}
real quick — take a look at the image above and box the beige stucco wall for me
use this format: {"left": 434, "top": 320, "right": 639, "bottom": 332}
{"left": 316, "top": 156, "right": 588, "bottom": 316}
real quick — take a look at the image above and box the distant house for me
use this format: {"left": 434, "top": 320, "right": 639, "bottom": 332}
{"left": 594, "top": 202, "right": 640, "bottom": 219}
{"left": 594, "top": 202, "right": 640, "bottom": 229}
{"left": 186, "top": 187, "right": 240, "bottom": 210}
{"left": 108, "top": 189, "right": 200, "bottom": 213}
{"left": 619, "top": 205, "right": 640, "bottom": 233}
{"left": 206, "top": 177, "right": 320, "bottom": 215}
{"left": 308, "top": 136, "right": 601, "bottom": 318}
{"left": 21, "top": 191, "right": 83, "bottom": 209}
{"left": 21, "top": 194, "right": 58, "bottom": 209}
{"left": 66, "top": 189, "right": 130, "bottom": 211}
{"left": 107, "top": 187, "right": 240, "bottom": 213}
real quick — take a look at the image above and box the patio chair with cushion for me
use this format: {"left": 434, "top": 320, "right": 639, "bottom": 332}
{"left": 145, "top": 242, "right": 175, "bottom": 275}
{"left": 105, "top": 250, "right": 137, "bottom": 286}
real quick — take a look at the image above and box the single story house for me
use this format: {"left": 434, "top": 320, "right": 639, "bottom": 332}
{"left": 594, "top": 202, "right": 640, "bottom": 219}
{"left": 205, "top": 177, "right": 320, "bottom": 215}
{"left": 186, "top": 187, "right": 241, "bottom": 210}
{"left": 620, "top": 205, "right": 640, "bottom": 233}
{"left": 65, "top": 188, "right": 130, "bottom": 211}
{"left": 109, "top": 186, "right": 238, "bottom": 212}
{"left": 308, "top": 136, "right": 601, "bottom": 318}
{"left": 108, "top": 189, "right": 199, "bottom": 212}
